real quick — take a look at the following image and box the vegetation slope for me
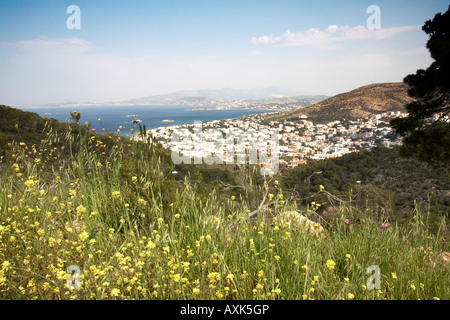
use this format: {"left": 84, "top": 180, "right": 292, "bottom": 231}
{"left": 0, "top": 105, "right": 448, "bottom": 301}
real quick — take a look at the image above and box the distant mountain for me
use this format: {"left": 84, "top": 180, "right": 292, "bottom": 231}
{"left": 126, "top": 87, "right": 310, "bottom": 102}
{"left": 271, "top": 82, "right": 414, "bottom": 123}
{"left": 20, "top": 87, "right": 326, "bottom": 109}
{"left": 124, "top": 87, "right": 327, "bottom": 108}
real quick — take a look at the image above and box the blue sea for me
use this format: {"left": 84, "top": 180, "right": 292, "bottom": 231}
{"left": 19, "top": 105, "right": 278, "bottom": 137}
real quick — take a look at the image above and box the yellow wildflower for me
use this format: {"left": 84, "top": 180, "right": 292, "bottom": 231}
{"left": 24, "top": 180, "right": 35, "bottom": 188}
{"left": 326, "top": 259, "right": 336, "bottom": 270}
{"left": 110, "top": 288, "right": 121, "bottom": 297}
{"left": 76, "top": 205, "right": 86, "bottom": 214}
{"left": 111, "top": 191, "right": 120, "bottom": 199}
{"left": 272, "top": 288, "right": 281, "bottom": 295}
{"left": 79, "top": 231, "right": 89, "bottom": 242}
{"left": 1, "top": 261, "right": 11, "bottom": 270}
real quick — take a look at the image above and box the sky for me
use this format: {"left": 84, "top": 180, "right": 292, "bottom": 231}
{"left": 0, "top": 0, "right": 448, "bottom": 106}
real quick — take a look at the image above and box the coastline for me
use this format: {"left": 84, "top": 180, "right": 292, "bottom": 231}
{"left": 18, "top": 105, "right": 280, "bottom": 139}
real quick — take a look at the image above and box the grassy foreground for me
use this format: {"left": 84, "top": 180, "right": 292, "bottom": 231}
{"left": 0, "top": 122, "right": 448, "bottom": 300}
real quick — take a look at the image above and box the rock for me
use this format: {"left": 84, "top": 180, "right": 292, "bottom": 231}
{"left": 280, "top": 210, "right": 325, "bottom": 236}
{"left": 440, "top": 252, "right": 450, "bottom": 264}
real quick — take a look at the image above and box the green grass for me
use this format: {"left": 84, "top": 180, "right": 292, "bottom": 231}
{"left": 0, "top": 121, "right": 448, "bottom": 300}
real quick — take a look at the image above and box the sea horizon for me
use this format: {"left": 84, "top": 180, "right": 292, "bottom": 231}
{"left": 17, "top": 105, "right": 278, "bottom": 137}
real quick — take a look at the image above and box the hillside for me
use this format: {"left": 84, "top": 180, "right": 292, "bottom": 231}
{"left": 0, "top": 105, "right": 63, "bottom": 158}
{"left": 268, "top": 82, "right": 414, "bottom": 123}
{"left": 0, "top": 104, "right": 449, "bottom": 301}
{"left": 279, "top": 146, "right": 449, "bottom": 233}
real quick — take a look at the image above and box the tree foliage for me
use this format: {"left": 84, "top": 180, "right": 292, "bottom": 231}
{"left": 391, "top": 6, "right": 450, "bottom": 164}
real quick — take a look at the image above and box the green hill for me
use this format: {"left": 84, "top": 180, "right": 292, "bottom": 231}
{"left": 0, "top": 105, "right": 61, "bottom": 157}
{"left": 279, "top": 146, "right": 449, "bottom": 233}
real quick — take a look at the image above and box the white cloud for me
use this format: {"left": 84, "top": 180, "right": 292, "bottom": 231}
{"left": 326, "top": 25, "right": 339, "bottom": 33}
{"left": 250, "top": 34, "right": 281, "bottom": 45}
{"left": 252, "top": 24, "right": 420, "bottom": 49}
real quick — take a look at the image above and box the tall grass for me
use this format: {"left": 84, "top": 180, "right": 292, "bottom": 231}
{"left": 0, "top": 121, "right": 448, "bottom": 300}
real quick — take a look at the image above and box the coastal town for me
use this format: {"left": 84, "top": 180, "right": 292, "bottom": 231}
{"left": 138, "top": 110, "right": 409, "bottom": 169}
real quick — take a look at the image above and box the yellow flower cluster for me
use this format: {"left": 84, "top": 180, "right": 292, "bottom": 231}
{"left": 326, "top": 259, "right": 336, "bottom": 270}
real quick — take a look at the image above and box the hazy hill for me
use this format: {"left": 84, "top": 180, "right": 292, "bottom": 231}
{"left": 19, "top": 87, "right": 328, "bottom": 109}
{"left": 124, "top": 86, "right": 309, "bottom": 102}
{"left": 115, "top": 87, "right": 328, "bottom": 107}
{"left": 269, "top": 82, "right": 414, "bottom": 123}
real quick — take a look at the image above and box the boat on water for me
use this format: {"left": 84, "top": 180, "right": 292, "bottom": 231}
{"left": 162, "top": 119, "right": 174, "bottom": 122}
{"left": 126, "top": 114, "right": 139, "bottom": 117}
